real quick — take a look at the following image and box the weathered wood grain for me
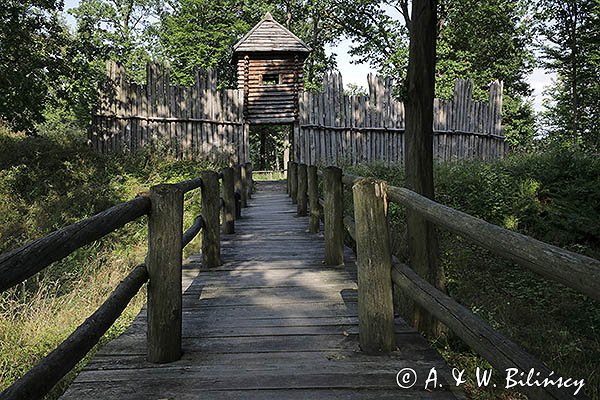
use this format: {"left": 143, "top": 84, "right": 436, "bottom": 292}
{"left": 324, "top": 167, "right": 344, "bottom": 265}
{"left": 147, "top": 184, "right": 183, "bottom": 363}
{"left": 352, "top": 178, "right": 395, "bottom": 354}
{"left": 60, "top": 181, "right": 460, "bottom": 400}
{"left": 201, "top": 171, "right": 221, "bottom": 267}
{"left": 297, "top": 163, "right": 308, "bottom": 216}
{"left": 391, "top": 262, "right": 588, "bottom": 400}
{"left": 388, "top": 186, "right": 600, "bottom": 301}
{"left": 0, "top": 265, "right": 148, "bottom": 400}
{"left": 221, "top": 166, "right": 236, "bottom": 233}
{"left": 0, "top": 196, "right": 150, "bottom": 292}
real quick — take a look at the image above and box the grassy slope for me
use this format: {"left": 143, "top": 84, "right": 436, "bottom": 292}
{"left": 0, "top": 126, "right": 220, "bottom": 397}
{"left": 346, "top": 151, "right": 600, "bottom": 399}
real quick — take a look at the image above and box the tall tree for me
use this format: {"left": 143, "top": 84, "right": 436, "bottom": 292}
{"left": 537, "top": 0, "right": 600, "bottom": 150}
{"left": 0, "top": 0, "right": 69, "bottom": 132}
{"left": 64, "top": 0, "right": 160, "bottom": 124}
{"left": 328, "top": 0, "right": 535, "bottom": 147}
{"left": 404, "top": 0, "right": 443, "bottom": 336}
{"left": 157, "top": 0, "right": 339, "bottom": 89}
{"left": 157, "top": 0, "right": 255, "bottom": 85}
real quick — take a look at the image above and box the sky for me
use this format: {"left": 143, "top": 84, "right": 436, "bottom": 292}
{"left": 62, "top": 0, "right": 553, "bottom": 112}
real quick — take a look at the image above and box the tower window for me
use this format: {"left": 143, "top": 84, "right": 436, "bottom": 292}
{"left": 262, "top": 74, "right": 280, "bottom": 85}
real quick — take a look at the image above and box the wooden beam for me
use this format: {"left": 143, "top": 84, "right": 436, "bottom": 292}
{"left": 307, "top": 165, "right": 320, "bottom": 233}
{"left": 0, "top": 196, "right": 150, "bottom": 292}
{"left": 201, "top": 171, "right": 221, "bottom": 268}
{"left": 391, "top": 262, "right": 588, "bottom": 400}
{"left": 353, "top": 178, "right": 395, "bottom": 354}
{"left": 289, "top": 162, "right": 298, "bottom": 204}
{"left": 323, "top": 167, "right": 344, "bottom": 266}
{"left": 147, "top": 184, "right": 183, "bottom": 363}
{"left": 297, "top": 164, "right": 308, "bottom": 216}
{"left": 0, "top": 265, "right": 147, "bottom": 400}
{"left": 388, "top": 186, "right": 600, "bottom": 301}
{"left": 221, "top": 167, "right": 235, "bottom": 233}
{"left": 182, "top": 216, "right": 204, "bottom": 249}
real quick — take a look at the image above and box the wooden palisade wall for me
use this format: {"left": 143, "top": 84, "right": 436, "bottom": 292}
{"left": 91, "top": 62, "right": 506, "bottom": 165}
{"left": 90, "top": 61, "right": 247, "bottom": 164}
{"left": 296, "top": 73, "right": 506, "bottom": 165}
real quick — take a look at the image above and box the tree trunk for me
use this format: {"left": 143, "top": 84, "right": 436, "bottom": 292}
{"left": 403, "top": 0, "right": 445, "bottom": 337}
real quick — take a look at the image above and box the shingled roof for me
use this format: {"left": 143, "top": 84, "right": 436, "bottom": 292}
{"left": 233, "top": 13, "right": 311, "bottom": 53}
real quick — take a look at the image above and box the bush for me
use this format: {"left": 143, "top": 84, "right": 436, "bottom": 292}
{"left": 0, "top": 123, "right": 221, "bottom": 397}
{"left": 345, "top": 150, "right": 600, "bottom": 399}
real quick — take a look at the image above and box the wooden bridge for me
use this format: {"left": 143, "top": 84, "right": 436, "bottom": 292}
{"left": 59, "top": 180, "right": 461, "bottom": 399}
{"left": 0, "top": 163, "right": 597, "bottom": 400}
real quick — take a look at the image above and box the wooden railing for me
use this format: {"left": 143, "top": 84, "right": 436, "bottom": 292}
{"left": 0, "top": 163, "right": 253, "bottom": 400}
{"left": 287, "top": 161, "right": 599, "bottom": 400}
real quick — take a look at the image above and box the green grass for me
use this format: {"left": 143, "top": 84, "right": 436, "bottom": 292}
{"left": 0, "top": 124, "right": 221, "bottom": 397}
{"left": 345, "top": 151, "right": 600, "bottom": 399}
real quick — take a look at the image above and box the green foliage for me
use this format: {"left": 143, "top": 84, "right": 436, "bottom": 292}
{"left": 0, "top": 122, "right": 216, "bottom": 395}
{"left": 346, "top": 152, "right": 600, "bottom": 398}
{"left": 536, "top": 0, "right": 600, "bottom": 150}
{"left": 0, "top": 0, "right": 70, "bottom": 132}
{"left": 157, "top": 0, "right": 253, "bottom": 85}
{"left": 249, "top": 125, "right": 289, "bottom": 171}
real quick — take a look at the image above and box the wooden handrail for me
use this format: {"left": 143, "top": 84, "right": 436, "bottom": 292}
{"left": 0, "top": 166, "right": 251, "bottom": 399}
{"left": 174, "top": 177, "right": 203, "bottom": 193}
{"left": 182, "top": 216, "right": 204, "bottom": 249}
{"left": 297, "top": 164, "right": 597, "bottom": 398}
{"left": 391, "top": 262, "right": 586, "bottom": 400}
{"left": 0, "top": 196, "right": 151, "bottom": 292}
{"left": 335, "top": 170, "right": 600, "bottom": 301}
{"left": 0, "top": 264, "right": 149, "bottom": 400}
{"left": 386, "top": 186, "right": 600, "bottom": 301}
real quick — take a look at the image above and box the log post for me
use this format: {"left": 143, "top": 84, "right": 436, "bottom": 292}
{"left": 240, "top": 164, "right": 248, "bottom": 207}
{"left": 244, "top": 162, "right": 253, "bottom": 199}
{"left": 297, "top": 163, "right": 308, "bottom": 216}
{"left": 147, "top": 184, "right": 183, "bottom": 363}
{"left": 201, "top": 171, "right": 221, "bottom": 267}
{"left": 235, "top": 165, "right": 246, "bottom": 209}
{"left": 221, "top": 167, "right": 235, "bottom": 233}
{"left": 290, "top": 162, "right": 298, "bottom": 204}
{"left": 352, "top": 178, "right": 396, "bottom": 354}
{"left": 307, "top": 165, "right": 320, "bottom": 233}
{"left": 287, "top": 160, "right": 292, "bottom": 194}
{"left": 324, "top": 166, "right": 344, "bottom": 265}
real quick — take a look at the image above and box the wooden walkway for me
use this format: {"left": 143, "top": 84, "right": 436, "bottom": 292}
{"left": 61, "top": 181, "right": 461, "bottom": 399}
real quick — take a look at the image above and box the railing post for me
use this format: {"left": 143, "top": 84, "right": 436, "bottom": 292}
{"left": 147, "top": 184, "right": 183, "bottom": 363}
{"left": 324, "top": 166, "right": 344, "bottom": 265}
{"left": 286, "top": 160, "right": 292, "bottom": 194}
{"left": 244, "top": 162, "right": 253, "bottom": 199}
{"left": 290, "top": 162, "right": 298, "bottom": 204}
{"left": 297, "top": 163, "right": 308, "bottom": 216}
{"left": 221, "top": 167, "right": 235, "bottom": 233}
{"left": 235, "top": 165, "right": 246, "bottom": 209}
{"left": 201, "top": 171, "right": 221, "bottom": 267}
{"left": 307, "top": 165, "right": 319, "bottom": 233}
{"left": 353, "top": 178, "right": 395, "bottom": 354}
{"left": 240, "top": 164, "right": 249, "bottom": 208}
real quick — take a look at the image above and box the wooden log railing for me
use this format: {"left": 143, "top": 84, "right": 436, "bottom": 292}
{"left": 0, "top": 165, "right": 253, "bottom": 400}
{"left": 287, "top": 161, "right": 598, "bottom": 400}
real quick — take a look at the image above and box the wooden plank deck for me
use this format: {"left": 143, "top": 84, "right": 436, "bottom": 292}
{"left": 61, "top": 181, "right": 462, "bottom": 399}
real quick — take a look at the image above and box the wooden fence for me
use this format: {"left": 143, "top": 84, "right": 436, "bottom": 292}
{"left": 287, "top": 161, "right": 598, "bottom": 400}
{"left": 90, "top": 61, "right": 248, "bottom": 164}
{"left": 296, "top": 73, "right": 506, "bottom": 165}
{"left": 0, "top": 164, "right": 253, "bottom": 400}
{"left": 91, "top": 62, "right": 506, "bottom": 166}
